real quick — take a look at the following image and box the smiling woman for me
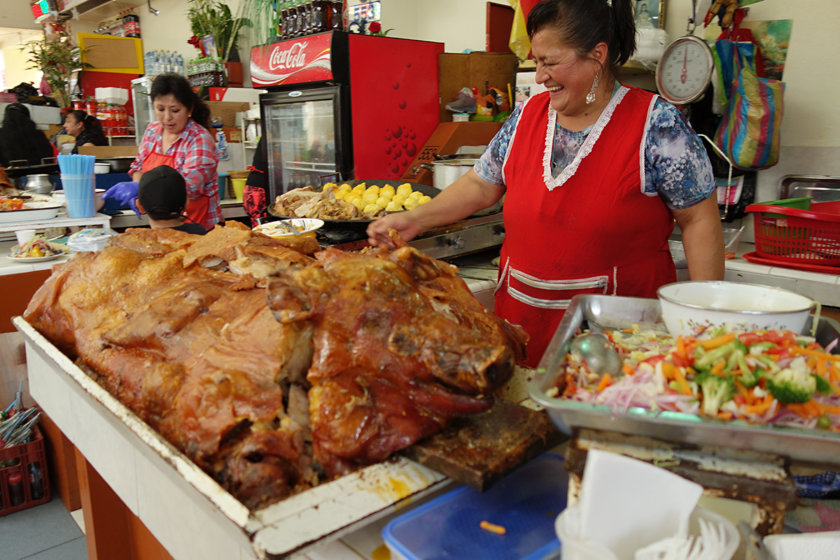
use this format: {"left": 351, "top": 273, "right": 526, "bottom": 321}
{"left": 367, "top": 0, "right": 723, "bottom": 367}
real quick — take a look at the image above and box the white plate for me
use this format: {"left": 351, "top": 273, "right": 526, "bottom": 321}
{"left": 7, "top": 252, "right": 68, "bottom": 263}
{"left": 255, "top": 218, "right": 324, "bottom": 238}
{"left": 0, "top": 202, "right": 63, "bottom": 224}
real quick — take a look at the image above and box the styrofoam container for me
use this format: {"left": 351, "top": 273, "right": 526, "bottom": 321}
{"left": 657, "top": 281, "right": 816, "bottom": 337}
{"left": 383, "top": 454, "right": 567, "bottom": 560}
{"left": 555, "top": 504, "right": 739, "bottom": 560}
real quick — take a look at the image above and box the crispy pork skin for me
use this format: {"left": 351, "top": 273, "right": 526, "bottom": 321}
{"left": 24, "top": 225, "right": 527, "bottom": 508}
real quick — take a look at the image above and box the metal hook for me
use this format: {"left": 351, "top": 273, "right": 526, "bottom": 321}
{"left": 147, "top": 0, "right": 159, "bottom": 15}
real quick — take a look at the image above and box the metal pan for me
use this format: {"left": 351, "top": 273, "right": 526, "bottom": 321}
{"left": 268, "top": 180, "right": 439, "bottom": 230}
{"left": 527, "top": 294, "right": 840, "bottom": 468}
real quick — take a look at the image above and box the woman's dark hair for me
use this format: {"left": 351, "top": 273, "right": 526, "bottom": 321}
{"left": 526, "top": 0, "right": 636, "bottom": 72}
{"left": 0, "top": 102, "right": 54, "bottom": 167}
{"left": 68, "top": 110, "right": 106, "bottom": 136}
{"left": 150, "top": 73, "right": 212, "bottom": 130}
{"left": 66, "top": 109, "right": 109, "bottom": 147}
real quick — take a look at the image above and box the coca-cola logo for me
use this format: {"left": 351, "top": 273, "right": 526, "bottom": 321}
{"left": 268, "top": 42, "right": 309, "bottom": 72}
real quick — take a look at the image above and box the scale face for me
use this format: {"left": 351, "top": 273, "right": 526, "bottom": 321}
{"left": 655, "top": 35, "right": 715, "bottom": 105}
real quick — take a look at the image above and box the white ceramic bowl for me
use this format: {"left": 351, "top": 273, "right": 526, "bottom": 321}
{"left": 254, "top": 218, "right": 324, "bottom": 238}
{"left": 657, "top": 281, "right": 816, "bottom": 337}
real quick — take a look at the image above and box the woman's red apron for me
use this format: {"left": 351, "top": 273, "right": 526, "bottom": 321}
{"left": 496, "top": 88, "right": 676, "bottom": 367}
{"left": 141, "top": 151, "right": 211, "bottom": 227}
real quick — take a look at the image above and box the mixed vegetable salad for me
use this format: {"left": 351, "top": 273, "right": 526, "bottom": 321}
{"left": 547, "top": 325, "right": 840, "bottom": 431}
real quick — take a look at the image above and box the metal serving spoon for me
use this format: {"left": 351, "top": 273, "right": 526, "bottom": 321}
{"left": 569, "top": 332, "right": 621, "bottom": 376}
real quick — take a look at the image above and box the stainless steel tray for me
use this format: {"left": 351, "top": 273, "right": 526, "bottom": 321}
{"left": 527, "top": 294, "right": 840, "bottom": 467}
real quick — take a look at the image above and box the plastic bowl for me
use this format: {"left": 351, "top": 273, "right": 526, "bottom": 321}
{"left": 254, "top": 218, "right": 324, "bottom": 238}
{"left": 657, "top": 281, "right": 816, "bottom": 337}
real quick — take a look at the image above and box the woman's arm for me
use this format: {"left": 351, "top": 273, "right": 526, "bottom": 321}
{"left": 367, "top": 169, "right": 504, "bottom": 246}
{"left": 672, "top": 196, "right": 725, "bottom": 280}
{"left": 177, "top": 127, "right": 219, "bottom": 199}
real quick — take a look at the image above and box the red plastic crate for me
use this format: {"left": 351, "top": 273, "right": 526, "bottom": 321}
{"left": 745, "top": 201, "right": 840, "bottom": 266}
{"left": 0, "top": 423, "right": 51, "bottom": 516}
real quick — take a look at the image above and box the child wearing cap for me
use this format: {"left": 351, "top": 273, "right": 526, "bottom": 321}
{"left": 137, "top": 165, "right": 207, "bottom": 235}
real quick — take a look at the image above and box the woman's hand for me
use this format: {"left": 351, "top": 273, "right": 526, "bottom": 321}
{"left": 367, "top": 211, "right": 423, "bottom": 248}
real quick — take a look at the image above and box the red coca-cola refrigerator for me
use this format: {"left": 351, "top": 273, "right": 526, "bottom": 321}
{"left": 250, "top": 31, "right": 444, "bottom": 198}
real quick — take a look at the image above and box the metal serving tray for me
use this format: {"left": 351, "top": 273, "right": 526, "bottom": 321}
{"left": 527, "top": 295, "right": 840, "bottom": 467}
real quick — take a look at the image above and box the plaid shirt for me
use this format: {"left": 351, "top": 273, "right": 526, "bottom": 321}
{"left": 131, "top": 120, "right": 222, "bottom": 229}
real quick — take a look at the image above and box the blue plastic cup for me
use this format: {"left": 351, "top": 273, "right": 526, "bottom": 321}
{"left": 61, "top": 174, "right": 95, "bottom": 218}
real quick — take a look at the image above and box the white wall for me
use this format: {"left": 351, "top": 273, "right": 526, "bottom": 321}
{"left": 44, "top": 0, "right": 840, "bottom": 184}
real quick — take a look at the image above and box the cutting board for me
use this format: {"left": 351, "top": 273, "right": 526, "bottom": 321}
{"left": 402, "top": 399, "right": 566, "bottom": 491}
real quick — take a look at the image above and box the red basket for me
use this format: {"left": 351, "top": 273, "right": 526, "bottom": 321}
{"left": 0, "top": 423, "right": 51, "bottom": 516}
{"left": 745, "top": 201, "right": 840, "bottom": 266}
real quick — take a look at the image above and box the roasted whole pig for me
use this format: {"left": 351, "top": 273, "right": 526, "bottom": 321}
{"left": 24, "top": 224, "right": 527, "bottom": 509}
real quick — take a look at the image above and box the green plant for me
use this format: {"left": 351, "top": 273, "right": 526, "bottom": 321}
{"left": 22, "top": 37, "right": 88, "bottom": 108}
{"left": 187, "top": 0, "right": 251, "bottom": 63}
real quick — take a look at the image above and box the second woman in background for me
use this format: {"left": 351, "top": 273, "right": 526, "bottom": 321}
{"left": 107, "top": 73, "right": 222, "bottom": 229}
{"left": 63, "top": 110, "right": 109, "bottom": 149}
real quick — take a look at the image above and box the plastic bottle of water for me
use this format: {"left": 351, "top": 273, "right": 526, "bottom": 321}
{"left": 175, "top": 53, "right": 185, "bottom": 75}
{"left": 216, "top": 130, "right": 229, "bottom": 160}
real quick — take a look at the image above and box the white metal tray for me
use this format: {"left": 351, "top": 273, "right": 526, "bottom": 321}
{"left": 527, "top": 294, "right": 840, "bottom": 467}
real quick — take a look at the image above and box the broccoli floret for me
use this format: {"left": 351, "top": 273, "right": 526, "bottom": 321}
{"left": 766, "top": 357, "right": 816, "bottom": 404}
{"left": 814, "top": 374, "right": 832, "bottom": 395}
{"left": 696, "top": 372, "right": 736, "bottom": 416}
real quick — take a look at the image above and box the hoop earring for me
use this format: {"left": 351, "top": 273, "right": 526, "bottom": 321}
{"left": 586, "top": 71, "right": 600, "bottom": 105}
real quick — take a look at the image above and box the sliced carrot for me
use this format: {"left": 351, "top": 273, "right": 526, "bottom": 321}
{"left": 716, "top": 411, "right": 734, "bottom": 420}
{"left": 734, "top": 380, "right": 756, "bottom": 405}
{"left": 622, "top": 363, "right": 635, "bottom": 376}
{"left": 743, "top": 394, "right": 774, "bottom": 416}
{"left": 816, "top": 403, "right": 840, "bottom": 416}
{"left": 673, "top": 367, "right": 693, "bottom": 396}
{"left": 698, "top": 333, "right": 736, "bottom": 350}
{"left": 711, "top": 361, "right": 725, "bottom": 376}
{"left": 790, "top": 347, "right": 840, "bottom": 361}
{"left": 597, "top": 373, "right": 613, "bottom": 392}
{"left": 480, "top": 521, "right": 506, "bottom": 535}
{"left": 676, "top": 335, "right": 687, "bottom": 360}
{"left": 661, "top": 362, "right": 676, "bottom": 380}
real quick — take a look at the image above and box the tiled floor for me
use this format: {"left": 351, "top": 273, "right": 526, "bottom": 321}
{"left": 0, "top": 497, "right": 87, "bottom": 560}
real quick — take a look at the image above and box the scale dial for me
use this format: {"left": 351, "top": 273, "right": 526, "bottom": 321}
{"left": 655, "top": 35, "right": 715, "bottom": 105}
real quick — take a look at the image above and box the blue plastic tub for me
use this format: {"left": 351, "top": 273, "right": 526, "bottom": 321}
{"left": 383, "top": 454, "right": 567, "bottom": 560}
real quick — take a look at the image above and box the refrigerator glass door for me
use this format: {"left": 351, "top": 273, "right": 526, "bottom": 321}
{"left": 131, "top": 77, "right": 154, "bottom": 145}
{"left": 264, "top": 88, "right": 340, "bottom": 197}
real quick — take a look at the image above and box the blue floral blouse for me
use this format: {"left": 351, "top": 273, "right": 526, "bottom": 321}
{"left": 474, "top": 89, "right": 715, "bottom": 209}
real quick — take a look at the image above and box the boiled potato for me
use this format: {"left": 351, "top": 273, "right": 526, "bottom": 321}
{"left": 396, "top": 183, "right": 413, "bottom": 196}
{"left": 362, "top": 189, "right": 379, "bottom": 204}
{"left": 364, "top": 185, "right": 380, "bottom": 196}
{"left": 323, "top": 182, "right": 338, "bottom": 190}
{"left": 375, "top": 195, "right": 391, "bottom": 207}
{"left": 333, "top": 189, "right": 347, "bottom": 200}
{"left": 337, "top": 183, "right": 352, "bottom": 195}
{"left": 409, "top": 190, "right": 424, "bottom": 201}
{"left": 403, "top": 198, "right": 419, "bottom": 210}
{"left": 350, "top": 197, "right": 365, "bottom": 211}
{"left": 351, "top": 184, "right": 366, "bottom": 196}
{"left": 418, "top": 195, "right": 432, "bottom": 205}
{"left": 363, "top": 203, "right": 381, "bottom": 216}
{"left": 385, "top": 200, "right": 403, "bottom": 212}
{"left": 380, "top": 185, "right": 396, "bottom": 199}
{"left": 392, "top": 193, "right": 408, "bottom": 205}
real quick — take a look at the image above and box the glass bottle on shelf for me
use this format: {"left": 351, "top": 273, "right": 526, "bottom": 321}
{"left": 310, "top": 0, "right": 329, "bottom": 33}
{"left": 329, "top": 0, "right": 344, "bottom": 30}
